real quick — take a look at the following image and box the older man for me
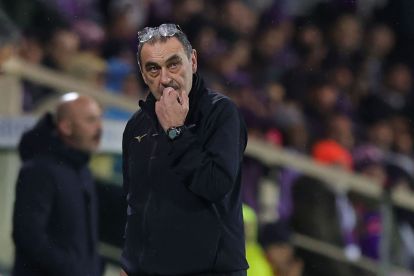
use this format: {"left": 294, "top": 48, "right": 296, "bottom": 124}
{"left": 12, "top": 93, "right": 103, "bottom": 276}
{"left": 121, "top": 23, "right": 248, "bottom": 275}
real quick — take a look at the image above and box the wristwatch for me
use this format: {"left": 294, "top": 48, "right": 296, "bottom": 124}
{"left": 166, "top": 125, "right": 185, "bottom": 140}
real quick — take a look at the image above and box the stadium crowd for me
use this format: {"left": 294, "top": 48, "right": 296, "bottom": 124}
{"left": 2, "top": 0, "right": 414, "bottom": 275}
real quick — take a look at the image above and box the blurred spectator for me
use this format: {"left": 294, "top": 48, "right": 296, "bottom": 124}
{"left": 325, "top": 14, "right": 364, "bottom": 70}
{"left": 220, "top": 0, "right": 259, "bottom": 39}
{"left": 289, "top": 139, "right": 357, "bottom": 275}
{"left": 353, "top": 144, "right": 387, "bottom": 184}
{"left": 312, "top": 139, "right": 353, "bottom": 169}
{"left": 192, "top": 23, "right": 227, "bottom": 69}
{"left": 43, "top": 27, "right": 80, "bottom": 72}
{"left": 282, "top": 21, "right": 326, "bottom": 102}
{"left": 325, "top": 113, "right": 355, "bottom": 150}
{"left": 103, "top": 0, "right": 149, "bottom": 31}
{"left": 358, "top": 61, "right": 413, "bottom": 125}
{"left": 66, "top": 52, "right": 107, "bottom": 87}
{"left": 170, "top": 0, "right": 206, "bottom": 28}
{"left": 365, "top": 119, "right": 394, "bottom": 151}
{"left": 356, "top": 23, "right": 395, "bottom": 97}
{"left": 259, "top": 220, "right": 303, "bottom": 276}
{"left": 33, "top": 0, "right": 103, "bottom": 25}
{"left": 389, "top": 116, "right": 414, "bottom": 156}
{"left": 251, "top": 22, "right": 297, "bottom": 85}
{"left": 72, "top": 19, "right": 106, "bottom": 54}
{"left": 18, "top": 31, "right": 44, "bottom": 65}
{"left": 303, "top": 78, "right": 342, "bottom": 143}
{"left": 274, "top": 102, "right": 308, "bottom": 152}
{"left": 0, "top": 10, "right": 19, "bottom": 65}
{"left": 350, "top": 143, "right": 414, "bottom": 271}
{"left": 16, "top": 29, "right": 55, "bottom": 112}
{"left": 350, "top": 144, "right": 386, "bottom": 260}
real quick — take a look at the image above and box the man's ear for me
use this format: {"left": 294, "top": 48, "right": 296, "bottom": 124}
{"left": 191, "top": 49, "right": 197, "bottom": 73}
{"left": 57, "top": 119, "right": 72, "bottom": 137}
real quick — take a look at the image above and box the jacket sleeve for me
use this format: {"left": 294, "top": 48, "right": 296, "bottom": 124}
{"left": 13, "top": 162, "right": 76, "bottom": 274}
{"left": 169, "top": 99, "right": 247, "bottom": 202}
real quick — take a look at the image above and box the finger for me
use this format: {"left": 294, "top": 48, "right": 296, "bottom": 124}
{"left": 177, "top": 92, "right": 183, "bottom": 105}
{"left": 155, "top": 101, "right": 160, "bottom": 112}
{"left": 181, "top": 91, "right": 189, "bottom": 109}
{"left": 174, "top": 89, "right": 185, "bottom": 104}
{"left": 165, "top": 90, "right": 179, "bottom": 105}
{"left": 160, "top": 95, "right": 169, "bottom": 106}
{"left": 155, "top": 102, "right": 167, "bottom": 124}
{"left": 163, "top": 87, "right": 175, "bottom": 97}
{"left": 155, "top": 101, "right": 163, "bottom": 115}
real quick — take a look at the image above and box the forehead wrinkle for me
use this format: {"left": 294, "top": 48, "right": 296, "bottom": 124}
{"left": 141, "top": 39, "right": 187, "bottom": 67}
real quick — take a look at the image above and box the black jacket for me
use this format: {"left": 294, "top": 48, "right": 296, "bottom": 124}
{"left": 12, "top": 113, "right": 101, "bottom": 276}
{"left": 121, "top": 74, "right": 249, "bottom": 275}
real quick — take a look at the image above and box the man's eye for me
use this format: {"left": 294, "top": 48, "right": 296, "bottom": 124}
{"left": 168, "top": 62, "right": 180, "bottom": 70}
{"left": 147, "top": 66, "right": 159, "bottom": 73}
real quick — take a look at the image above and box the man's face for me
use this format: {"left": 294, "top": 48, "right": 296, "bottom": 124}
{"left": 140, "top": 37, "right": 197, "bottom": 100}
{"left": 64, "top": 99, "right": 102, "bottom": 153}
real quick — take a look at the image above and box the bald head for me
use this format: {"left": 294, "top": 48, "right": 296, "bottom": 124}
{"left": 56, "top": 93, "right": 94, "bottom": 121}
{"left": 55, "top": 93, "right": 102, "bottom": 153}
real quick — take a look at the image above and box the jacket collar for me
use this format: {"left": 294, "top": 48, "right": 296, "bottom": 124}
{"left": 18, "top": 113, "right": 91, "bottom": 169}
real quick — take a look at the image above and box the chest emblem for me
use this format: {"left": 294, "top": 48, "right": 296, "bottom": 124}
{"left": 134, "top": 133, "right": 148, "bottom": 142}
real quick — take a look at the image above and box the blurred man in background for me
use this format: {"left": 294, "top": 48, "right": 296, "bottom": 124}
{"left": 12, "top": 93, "right": 103, "bottom": 276}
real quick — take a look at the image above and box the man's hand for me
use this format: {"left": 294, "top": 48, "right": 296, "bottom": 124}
{"left": 120, "top": 269, "right": 128, "bottom": 276}
{"left": 155, "top": 87, "right": 189, "bottom": 132}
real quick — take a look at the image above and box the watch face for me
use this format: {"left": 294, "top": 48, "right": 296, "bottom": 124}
{"left": 168, "top": 129, "right": 178, "bottom": 139}
{"left": 168, "top": 127, "right": 183, "bottom": 140}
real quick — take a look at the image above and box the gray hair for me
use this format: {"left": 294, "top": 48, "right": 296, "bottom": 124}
{"left": 136, "top": 29, "right": 193, "bottom": 70}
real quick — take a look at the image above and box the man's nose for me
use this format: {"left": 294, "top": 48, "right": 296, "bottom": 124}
{"left": 160, "top": 67, "right": 171, "bottom": 85}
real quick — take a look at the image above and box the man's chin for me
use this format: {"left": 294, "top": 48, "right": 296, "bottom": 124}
{"left": 153, "top": 91, "right": 162, "bottom": 100}
{"left": 83, "top": 142, "right": 100, "bottom": 153}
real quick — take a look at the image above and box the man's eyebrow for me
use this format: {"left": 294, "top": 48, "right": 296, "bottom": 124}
{"left": 144, "top": 61, "right": 160, "bottom": 69}
{"left": 166, "top": 54, "right": 182, "bottom": 63}
{"left": 144, "top": 55, "right": 183, "bottom": 70}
